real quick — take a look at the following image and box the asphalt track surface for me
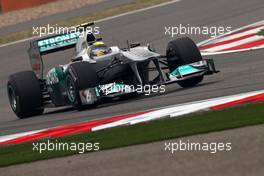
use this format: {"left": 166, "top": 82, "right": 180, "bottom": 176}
{"left": 0, "top": 0, "right": 264, "bottom": 136}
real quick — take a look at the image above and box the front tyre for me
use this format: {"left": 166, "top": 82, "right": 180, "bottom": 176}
{"left": 166, "top": 37, "right": 204, "bottom": 88}
{"left": 7, "top": 71, "right": 44, "bottom": 118}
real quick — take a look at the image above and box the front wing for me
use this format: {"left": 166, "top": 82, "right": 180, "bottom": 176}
{"left": 78, "top": 59, "right": 219, "bottom": 105}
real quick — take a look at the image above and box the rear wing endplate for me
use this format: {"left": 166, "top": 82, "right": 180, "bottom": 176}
{"left": 28, "top": 22, "right": 96, "bottom": 79}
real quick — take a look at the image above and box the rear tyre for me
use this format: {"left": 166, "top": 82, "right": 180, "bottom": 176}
{"left": 66, "top": 62, "right": 99, "bottom": 110}
{"left": 166, "top": 37, "right": 204, "bottom": 88}
{"left": 7, "top": 71, "right": 44, "bottom": 118}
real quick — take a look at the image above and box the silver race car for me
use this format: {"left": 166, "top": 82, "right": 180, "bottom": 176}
{"left": 7, "top": 22, "right": 219, "bottom": 118}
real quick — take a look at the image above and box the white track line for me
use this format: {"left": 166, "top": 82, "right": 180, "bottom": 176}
{"left": 197, "top": 20, "right": 264, "bottom": 47}
{"left": 201, "top": 44, "right": 264, "bottom": 56}
{"left": 0, "top": 0, "right": 181, "bottom": 48}
{"left": 92, "top": 90, "right": 264, "bottom": 131}
{"left": 198, "top": 20, "right": 264, "bottom": 55}
{"left": 203, "top": 35, "right": 262, "bottom": 52}
{"left": 215, "top": 27, "right": 263, "bottom": 43}
{"left": 1, "top": 89, "right": 264, "bottom": 143}
{"left": 0, "top": 129, "right": 45, "bottom": 143}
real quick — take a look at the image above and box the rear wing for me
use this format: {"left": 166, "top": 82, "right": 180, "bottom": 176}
{"left": 28, "top": 22, "right": 96, "bottom": 79}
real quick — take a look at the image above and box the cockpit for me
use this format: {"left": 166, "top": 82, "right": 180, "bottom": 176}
{"left": 88, "top": 41, "right": 112, "bottom": 58}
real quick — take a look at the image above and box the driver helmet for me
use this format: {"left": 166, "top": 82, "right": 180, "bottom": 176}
{"left": 89, "top": 41, "right": 111, "bottom": 57}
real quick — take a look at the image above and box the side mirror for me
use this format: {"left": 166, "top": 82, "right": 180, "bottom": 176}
{"left": 147, "top": 43, "right": 156, "bottom": 52}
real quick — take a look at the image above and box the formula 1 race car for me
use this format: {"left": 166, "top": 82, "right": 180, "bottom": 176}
{"left": 7, "top": 22, "right": 219, "bottom": 118}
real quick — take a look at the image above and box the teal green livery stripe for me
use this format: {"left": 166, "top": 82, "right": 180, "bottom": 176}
{"left": 37, "top": 32, "right": 80, "bottom": 52}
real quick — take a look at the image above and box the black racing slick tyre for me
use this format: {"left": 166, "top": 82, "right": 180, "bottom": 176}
{"left": 66, "top": 62, "right": 99, "bottom": 109}
{"left": 7, "top": 71, "right": 44, "bottom": 119}
{"left": 166, "top": 37, "right": 204, "bottom": 88}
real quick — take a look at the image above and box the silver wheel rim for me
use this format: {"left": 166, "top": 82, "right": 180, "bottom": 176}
{"left": 8, "top": 85, "right": 17, "bottom": 111}
{"left": 66, "top": 76, "right": 76, "bottom": 103}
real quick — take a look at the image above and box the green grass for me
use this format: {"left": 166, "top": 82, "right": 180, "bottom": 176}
{"left": 257, "top": 29, "right": 264, "bottom": 36}
{"left": 0, "top": 102, "right": 264, "bottom": 167}
{"left": 0, "top": 0, "right": 170, "bottom": 45}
